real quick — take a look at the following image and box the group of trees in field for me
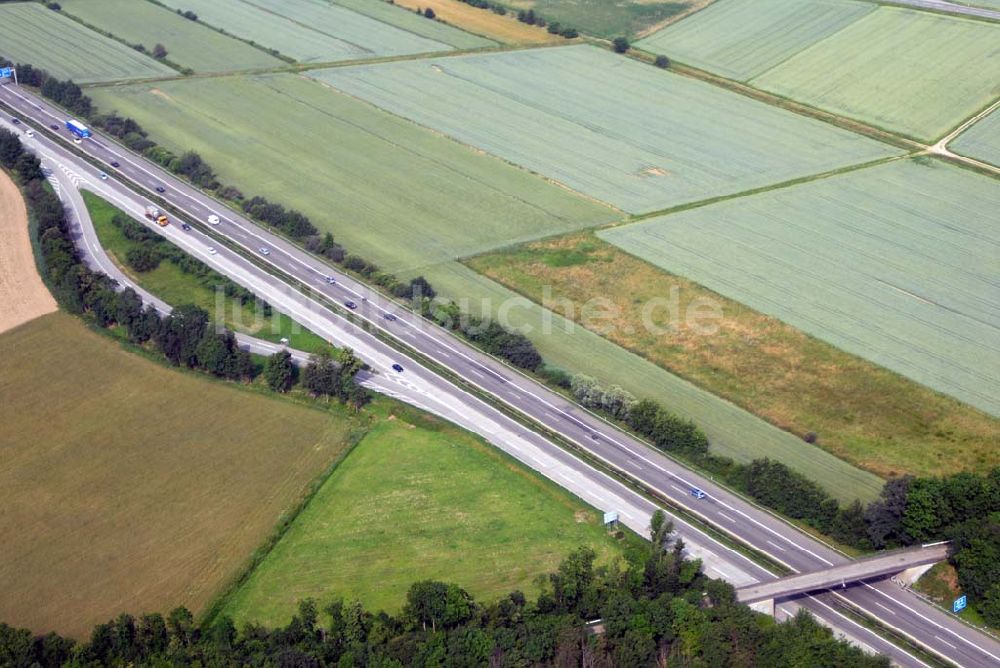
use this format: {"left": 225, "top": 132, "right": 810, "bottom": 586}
{"left": 0, "top": 512, "right": 889, "bottom": 667}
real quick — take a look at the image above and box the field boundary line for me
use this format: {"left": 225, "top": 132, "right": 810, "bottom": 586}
{"left": 626, "top": 153, "right": 910, "bottom": 223}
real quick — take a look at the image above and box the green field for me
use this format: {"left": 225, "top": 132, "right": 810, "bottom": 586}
{"left": 498, "top": 0, "right": 692, "bottom": 38}
{"left": 0, "top": 312, "right": 360, "bottom": 638}
{"left": 953, "top": 107, "right": 1000, "bottom": 167}
{"left": 154, "top": 0, "right": 477, "bottom": 63}
{"left": 315, "top": 45, "right": 899, "bottom": 214}
{"left": 59, "top": 0, "right": 282, "bottom": 73}
{"left": 0, "top": 2, "right": 174, "bottom": 83}
{"left": 331, "top": 0, "right": 496, "bottom": 49}
{"left": 752, "top": 8, "right": 1000, "bottom": 141}
{"left": 600, "top": 158, "right": 1000, "bottom": 418}
{"left": 636, "top": 0, "right": 874, "bottom": 81}
{"left": 219, "top": 411, "right": 634, "bottom": 626}
{"left": 420, "top": 261, "right": 885, "bottom": 502}
{"left": 83, "top": 191, "right": 328, "bottom": 352}
{"left": 88, "top": 73, "right": 613, "bottom": 274}
{"left": 467, "top": 232, "right": 1000, "bottom": 480}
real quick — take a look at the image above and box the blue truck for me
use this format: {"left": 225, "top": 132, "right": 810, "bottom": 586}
{"left": 65, "top": 119, "right": 90, "bottom": 138}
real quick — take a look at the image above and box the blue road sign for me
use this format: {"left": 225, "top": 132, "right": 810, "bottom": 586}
{"left": 953, "top": 595, "right": 967, "bottom": 613}
{"left": 0, "top": 67, "right": 11, "bottom": 79}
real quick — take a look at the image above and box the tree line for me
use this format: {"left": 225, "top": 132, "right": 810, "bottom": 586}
{"left": 2, "top": 127, "right": 368, "bottom": 407}
{"left": 0, "top": 512, "right": 889, "bottom": 667}
{"left": 2, "top": 57, "right": 547, "bottom": 391}
{"left": 453, "top": 0, "right": 580, "bottom": 38}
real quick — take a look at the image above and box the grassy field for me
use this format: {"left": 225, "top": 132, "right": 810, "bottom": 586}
{"left": 219, "top": 408, "right": 635, "bottom": 626}
{"left": 0, "top": 312, "right": 361, "bottom": 638}
{"left": 953, "top": 107, "right": 1000, "bottom": 167}
{"left": 88, "top": 73, "right": 613, "bottom": 275}
{"left": 331, "top": 0, "right": 497, "bottom": 48}
{"left": 636, "top": 0, "right": 874, "bottom": 81}
{"left": 154, "top": 0, "right": 472, "bottom": 63}
{"left": 752, "top": 8, "right": 1000, "bottom": 141}
{"left": 389, "top": 0, "right": 563, "bottom": 44}
{"left": 83, "top": 191, "right": 328, "bottom": 352}
{"left": 497, "top": 0, "right": 693, "bottom": 38}
{"left": 0, "top": 2, "right": 173, "bottom": 83}
{"left": 59, "top": 0, "right": 282, "bottom": 73}
{"left": 419, "top": 261, "right": 884, "bottom": 502}
{"left": 467, "top": 232, "right": 1000, "bottom": 479}
{"left": 600, "top": 158, "right": 1000, "bottom": 419}
{"left": 315, "top": 45, "right": 899, "bottom": 214}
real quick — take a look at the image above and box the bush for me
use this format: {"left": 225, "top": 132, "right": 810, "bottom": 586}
{"left": 547, "top": 22, "right": 561, "bottom": 34}
{"left": 612, "top": 37, "right": 630, "bottom": 54}
{"left": 424, "top": 7, "right": 435, "bottom": 19}
{"left": 125, "top": 246, "right": 162, "bottom": 272}
{"left": 46, "top": 2, "right": 61, "bottom": 10}
{"left": 654, "top": 55, "right": 670, "bottom": 69}
{"left": 561, "top": 27, "right": 578, "bottom": 39}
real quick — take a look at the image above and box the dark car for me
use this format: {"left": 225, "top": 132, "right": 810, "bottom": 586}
{"left": 50, "top": 124, "right": 59, "bottom": 131}
{"left": 391, "top": 364, "right": 404, "bottom": 373}
{"left": 10, "top": 117, "right": 19, "bottom": 124}
{"left": 181, "top": 223, "right": 192, "bottom": 231}
{"left": 344, "top": 301, "right": 358, "bottom": 310}
{"left": 155, "top": 185, "right": 165, "bottom": 193}
{"left": 383, "top": 313, "right": 397, "bottom": 322}
{"left": 111, "top": 161, "right": 120, "bottom": 168}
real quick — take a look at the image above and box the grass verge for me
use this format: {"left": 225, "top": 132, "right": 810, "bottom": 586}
{"left": 83, "top": 189, "right": 329, "bottom": 352}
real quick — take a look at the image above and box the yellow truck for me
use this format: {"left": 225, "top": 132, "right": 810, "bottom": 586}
{"left": 144, "top": 205, "right": 169, "bottom": 227}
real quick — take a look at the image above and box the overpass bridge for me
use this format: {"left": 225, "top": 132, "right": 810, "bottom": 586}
{"left": 736, "top": 542, "right": 950, "bottom": 604}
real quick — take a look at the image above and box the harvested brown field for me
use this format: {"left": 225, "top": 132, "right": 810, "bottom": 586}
{"left": 0, "top": 313, "right": 360, "bottom": 638}
{"left": 0, "top": 171, "right": 56, "bottom": 333}
{"left": 466, "top": 233, "right": 999, "bottom": 479}
{"left": 392, "top": 0, "right": 565, "bottom": 44}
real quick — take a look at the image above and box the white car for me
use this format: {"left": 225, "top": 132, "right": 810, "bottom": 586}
{"left": 207, "top": 214, "right": 220, "bottom": 225}
{"left": 99, "top": 172, "right": 108, "bottom": 180}
{"left": 206, "top": 246, "right": 218, "bottom": 255}
{"left": 25, "top": 129, "right": 34, "bottom": 138}
{"left": 73, "top": 137, "right": 82, "bottom": 144}
{"left": 259, "top": 247, "right": 270, "bottom": 256}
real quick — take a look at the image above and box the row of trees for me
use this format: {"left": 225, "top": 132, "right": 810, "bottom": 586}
{"left": 454, "top": 0, "right": 580, "bottom": 38}
{"left": 423, "top": 300, "right": 542, "bottom": 371}
{"left": 2, "top": 128, "right": 368, "bottom": 404}
{"left": 0, "top": 513, "right": 889, "bottom": 667}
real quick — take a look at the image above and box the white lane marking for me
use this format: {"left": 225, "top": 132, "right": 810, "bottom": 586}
{"left": 873, "top": 601, "right": 896, "bottom": 615}
{"left": 766, "top": 539, "right": 785, "bottom": 552}
{"left": 807, "top": 595, "right": 931, "bottom": 668}
{"left": 934, "top": 636, "right": 957, "bottom": 650}
{"left": 718, "top": 513, "right": 736, "bottom": 523}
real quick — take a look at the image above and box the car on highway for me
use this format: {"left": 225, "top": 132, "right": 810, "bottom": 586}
{"left": 49, "top": 124, "right": 59, "bottom": 131}
{"left": 99, "top": 172, "right": 107, "bottom": 180}
{"left": 110, "top": 161, "right": 120, "bottom": 168}
{"left": 259, "top": 247, "right": 270, "bottom": 256}
{"left": 325, "top": 276, "right": 336, "bottom": 285}
{"left": 690, "top": 488, "right": 707, "bottom": 500}
{"left": 10, "top": 117, "right": 19, "bottom": 125}
{"left": 206, "top": 246, "right": 218, "bottom": 255}
{"left": 25, "top": 129, "right": 34, "bottom": 138}
{"left": 207, "top": 214, "right": 220, "bottom": 225}
{"left": 383, "top": 313, "right": 397, "bottom": 322}
{"left": 155, "top": 185, "right": 165, "bottom": 193}
{"left": 181, "top": 223, "right": 192, "bottom": 231}
{"left": 73, "top": 137, "right": 82, "bottom": 144}
{"left": 391, "top": 363, "right": 404, "bottom": 373}
{"left": 344, "top": 301, "right": 358, "bottom": 310}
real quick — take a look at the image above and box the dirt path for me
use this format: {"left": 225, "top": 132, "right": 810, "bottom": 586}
{"left": 0, "top": 171, "right": 56, "bottom": 333}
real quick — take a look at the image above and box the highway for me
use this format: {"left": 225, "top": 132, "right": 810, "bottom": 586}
{"left": 4, "top": 83, "right": 999, "bottom": 667}
{"left": 890, "top": 0, "right": 1000, "bottom": 20}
